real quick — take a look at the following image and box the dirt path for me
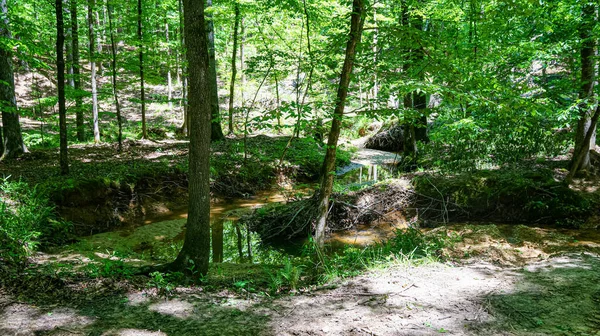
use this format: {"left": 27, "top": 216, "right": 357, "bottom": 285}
{"left": 2, "top": 253, "right": 599, "bottom": 335}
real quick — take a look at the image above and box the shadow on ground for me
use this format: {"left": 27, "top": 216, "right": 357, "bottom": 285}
{"left": 477, "top": 253, "right": 600, "bottom": 335}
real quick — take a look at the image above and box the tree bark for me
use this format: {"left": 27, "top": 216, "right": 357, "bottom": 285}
{"left": 0, "top": 0, "right": 26, "bottom": 161}
{"left": 314, "top": 0, "right": 365, "bottom": 248}
{"left": 178, "top": 0, "right": 188, "bottom": 135}
{"left": 211, "top": 220, "right": 224, "bottom": 263}
{"left": 572, "top": 3, "right": 596, "bottom": 173}
{"left": 88, "top": 0, "right": 100, "bottom": 143}
{"left": 172, "top": 0, "right": 212, "bottom": 277}
{"left": 71, "top": 0, "right": 84, "bottom": 141}
{"left": 206, "top": 0, "right": 224, "bottom": 141}
{"left": 107, "top": 0, "right": 122, "bottom": 152}
{"left": 57, "top": 0, "right": 69, "bottom": 175}
{"left": 228, "top": 2, "right": 239, "bottom": 135}
{"left": 138, "top": 0, "right": 147, "bottom": 139}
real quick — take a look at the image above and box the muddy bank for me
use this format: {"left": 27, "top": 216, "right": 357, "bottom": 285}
{"left": 244, "top": 168, "right": 600, "bottom": 242}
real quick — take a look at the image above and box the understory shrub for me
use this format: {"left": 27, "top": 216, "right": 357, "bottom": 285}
{"left": 0, "top": 178, "right": 72, "bottom": 264}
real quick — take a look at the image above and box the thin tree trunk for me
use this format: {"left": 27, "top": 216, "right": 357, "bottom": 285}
{"left": 166, "top": 20, "right": 173, "bottom": 110}
{"left": 107, "top": 0, "right": 122, "bottom": 152}
{"left": 314, "top": 0, "right": 365, "bottom": 248}
{"left": 228, "top": 2, "right": 239, "bottom": 135}
{"left": 240, "top": 18, "right": 245, "bottom": 106}
{"left": 206, "top": 0, "right": 224, "bottom": 141}
{"left": 178, "top": 0, "right": 188, "bottom": 135}
{"left": 95, "top": 10, "right": 102, "bottom": 74}
{"left": 235, "top": 222, "right": 244, "bottom": 262}
{"left": 138, "top": 0, "right": 147, "bottom": 139}
{"left": 0, "top": 0, "right": 26, "bottom": 161}
{"left": 57, "top": 0, "right": 69, "bottom": 175}
{"left": 573, "top": 3, "right": 596, "bottom": 173}
{"left": 71, "top": 0, "right": 84, "bottom": 141}
{"left": 172, "top": 0, "right": 212, "bottom": 277}
{"left": 88, "top": 0, "right": 100, "bottom": 143}
{"left": 246, "top": 222, "right": 252, "bottom": 263}
{"left": 211, "top": 220, "right": 223, "bottom": 263}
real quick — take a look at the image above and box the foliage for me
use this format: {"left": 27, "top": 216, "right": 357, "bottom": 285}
{"left": 413, "top": 169, "right": 594, "bottom": 226}
{"left": 0, "top": 178, "right": 72, "bottom": 264}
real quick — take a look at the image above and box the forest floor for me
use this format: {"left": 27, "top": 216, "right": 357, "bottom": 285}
{"left": 1, "top": 223, "right": 600, "bottom": 336}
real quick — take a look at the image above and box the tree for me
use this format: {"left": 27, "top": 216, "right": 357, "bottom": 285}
{"left": 71, "top": 0, "right": 84, "bottom": 142}
{"left": 57, "top": 0, "right": 69, "bottom": 174}
{"left": 0, "top": 0, "right": 26, "bottom": 161}
{"left": 228, "top": 1, "right": 240, "bottom": 135}
{"left": 206, "top": 0, "right": 224, "bottom": 141}
{"left": 107, "top": 0, "right": 122, "bottom": 152}
{"left": 88, "top": 0, "right": 100, "bottom": 143}
{"left": 138, "top": 0, "right": 147, "bottom": 139}
{"left": 572, "top": 3, "right": 596, "bottom": 174}
{"left": 314, "top": 0, "right": 365, "bottom": 248}
{"left": 171, "top": 0, "right": 212, "bottom": 276}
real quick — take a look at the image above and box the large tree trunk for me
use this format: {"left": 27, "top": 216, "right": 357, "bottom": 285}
{"left": 228, "top": 2, "right": 239, "bottom": 135}
{"left": 107, "top": 0, "right": 122, "bottom": 152}
{"left": 206, "top": 0, "right": 224, "bottom": 141}
{"left": 0, "top": 0, "right": 26, "bottom": 161}
{"left": 314, "top": 0, "right": 365, "bottom": 248}
{"left": 572, "top": 3, "right": 596, "bottom": 173}
{"left": 71, "top": 0, "right": 84, "bottom": 141}
{"left": 138, "top": 0, "right": 147, "bottom": 139}
{"left": 57, "top": 0, "right": 69, "bottom": 175}
{"left": 88, "top": 0, "right": 100, "bottom": 143}
{"left": 172, "top": 0, "right": 212, "bottom": 277}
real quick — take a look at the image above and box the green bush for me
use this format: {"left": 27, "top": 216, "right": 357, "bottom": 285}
{"left": 0, "top": 178, "right": 72, "bottom": 264}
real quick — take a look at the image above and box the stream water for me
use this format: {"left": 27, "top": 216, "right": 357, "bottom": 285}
{"left": 71, "top": 164, "right": 396, "bottom": 263}
{"left": 69, "top": 162, "right": 600, "bottom": 265}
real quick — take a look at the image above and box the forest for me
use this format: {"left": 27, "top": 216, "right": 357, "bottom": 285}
{"left": 1, "top": 0, "right": 600, "bottom": 334}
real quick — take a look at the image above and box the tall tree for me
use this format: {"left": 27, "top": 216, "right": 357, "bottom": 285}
{"left": 88, "top": 0, "right": 100, "bottom": 143}
{"left": 206, "top": 0, "right": 224, "bottom": 141}
{"left": 0, "top": 0, "right": 26, "bottom": 160}
{"left": 314, "top": 0, "right": 365, "bottom": 248}
{"left": 228, "top": 2, "right": 240, "bottom": 135}
{"left": 572, "top": 3, "right": 596, "bottom": 173}
{"left": 171, "top": 0, "right": 212, "bottom": 276}
{"left": 71, "top": 0, "right": 84, "bottom": 141}
{"left": 57, "top": 0, "right": 69, "bottom": 174}
{"left": 107, "top": 0, "right": 122, "bottom": 152}
{"left": 138, "top": 0, "right": 147, "bottom": 139}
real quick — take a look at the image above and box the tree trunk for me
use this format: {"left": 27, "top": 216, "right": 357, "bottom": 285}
{"left": 206, "top": 0, "right": 224, "bottom": 141}
{"left": 88, "top": 0, "right": 100, "bottom": 143}
{"left": 178, "top": 0, "right": 188, "bottom": 135}
{"left": 166, "top": 20, "right": 173, "bottom": 110}
{"left": 0, "top": 0, "right": 26, "bottom": 161}
{"left": 401, "top": 0, "right": 427, "bottom": 163}
{"left": 71, "top": 0, "right": 84, "bottom": 141}
{"left": 572, "top": 3, "right": 596, "bottom": 173}
{"left": 228, "top": 2, "right": 239, "bottom": 135}
{"left": 314, "top": 0, "right": 365, "bottom": 248}
{"left": 107, "top": 0, "right": 122, "bottom": 152}
{"left": 567, "top": 105, "right": 600, "bottom": 184}
{"left": 211, "top": 220, "right": 223, "bottom": 263}
{"left": 171, "top": 0, "right": 212, "bottom": 277}
{"left": 138, "top": 0, "right": 147, "bottom": 139}
{"left": 57, "top": 0, "right": 69, "bottom": 175}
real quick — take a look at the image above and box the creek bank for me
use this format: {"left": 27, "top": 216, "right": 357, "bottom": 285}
{"left": 1, "top": 136, "right": 351, "bottom": 238}
{"left": 244, "top": 167, "right": 600, "bottom": 243}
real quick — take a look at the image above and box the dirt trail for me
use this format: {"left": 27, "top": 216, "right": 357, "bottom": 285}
{"left": 2, "top": 253, "right": 599, "bottom": 335}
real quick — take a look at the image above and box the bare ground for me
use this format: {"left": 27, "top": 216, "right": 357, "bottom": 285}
{"left": 1, "top": 251, "right": 599, "bottom": 336}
